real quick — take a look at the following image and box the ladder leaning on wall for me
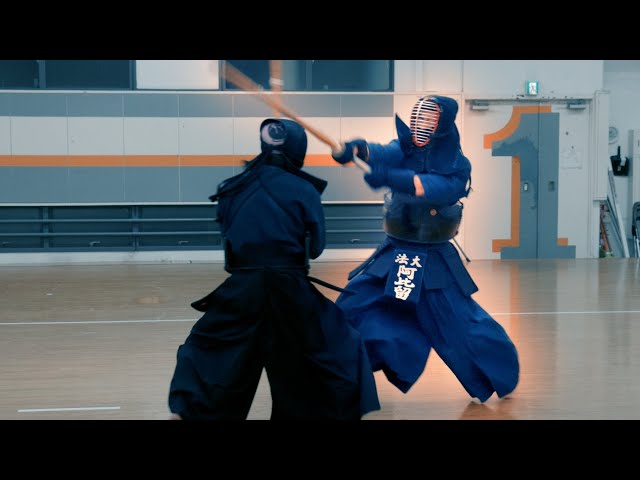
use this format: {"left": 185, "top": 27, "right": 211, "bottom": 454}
{"left": 603, "top": 168, "right": 630, "bottom": 258}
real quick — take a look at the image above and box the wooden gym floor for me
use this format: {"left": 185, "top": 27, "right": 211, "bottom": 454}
{"left": 1, "top": 256, "right": 639, "bottom": 420}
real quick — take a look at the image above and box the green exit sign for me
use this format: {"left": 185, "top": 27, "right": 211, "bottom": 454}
{"left": 526, "top": 81, "right": 539, "bottom": 96}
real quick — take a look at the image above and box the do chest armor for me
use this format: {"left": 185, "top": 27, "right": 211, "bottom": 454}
{"left": 383, "top": 191, "right": 462, "bottom": 244}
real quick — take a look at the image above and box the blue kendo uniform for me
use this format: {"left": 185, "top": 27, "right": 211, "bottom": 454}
{"left": 334, "top": 96, "right": 519, "bottom": 402}
{"left": 168, "top": 119, "right": 380, "bottom": 420}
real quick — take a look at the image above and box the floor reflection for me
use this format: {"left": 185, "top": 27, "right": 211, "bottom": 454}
{"left": 3, "top": 258, "right": 640, "bottom": 419}
{"left": 458, "top": 398, "right": 517, "bottom": 420}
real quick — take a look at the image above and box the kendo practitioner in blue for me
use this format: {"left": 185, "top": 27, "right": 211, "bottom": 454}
{"left": 168, "top": 118, "right": 380, "bottom": 420}
{"left": 332, "top": 96, "right": 519, "bottom": 403}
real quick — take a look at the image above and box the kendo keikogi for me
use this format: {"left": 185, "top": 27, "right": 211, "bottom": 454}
{"left": 168, "top": 118, "right": 380, "bottom": 420}
{"left": 332, "top": 96, "right": 520, "bottom": 403}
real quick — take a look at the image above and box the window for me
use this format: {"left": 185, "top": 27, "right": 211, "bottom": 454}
{"left": 0, "top": 60, "right": 39, "bottom": 88}
{"left": 44, "top": 60, "right": 133, "bottom": 89}
{"left": 0, "top": 60, "right": 134, "bottom": 90}
{"left": 311, "top": 60, "right": 391, "bottom": 91}
{"left": 0, "top": 60, "right": 393, "bottom": 92}
{"left": 223, "top": 60, "right": 271, "bottom": 90}
{"left": 222, "top": 60, "right": 393, "bottom": 92}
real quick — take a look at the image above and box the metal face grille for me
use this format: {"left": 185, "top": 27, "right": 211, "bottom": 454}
{"left": 410, "top": 97, "right": 440, "bottom": 147}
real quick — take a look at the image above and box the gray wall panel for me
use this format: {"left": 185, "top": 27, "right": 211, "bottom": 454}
{"left": 232, "top": 94, "right": 274, "bottom": 118}
{"left": 9, "top": 93, "right": 67, "bottom": 116}
{"left": 0, "top": 168, "right": 70, "bottom": 202}
{"left": 180, "top": 167, "right": 235, "bottom": 202}
{"left": 0, "top": 93, "right": 9, "bottom": 115}
{"left": 340, "top": 95, "right": 394, "bottom": 117}
{"left": 68, "top": 168, "right": 125, "bottom": 202}
{"left": 178, "top": 94, "right": 233, "bottom": 117}
{"left": 124, "top": 167, "right": 179, "bottom": 202}
{"left": 279, "top": 95, "right": 341, "bottom": 117}
{"left": 306, "top": 166, "right": 384, "bottom": 202}
{"left": 233, "top": 94, "right": 343, "bottom": 117}
{"left": 124, "top": 94, "right": 178, "bottom": 117}
{"left": 4, "top": 92, "right": 394, "bottom": 118}
{"left": 67, "top": 93, "right": 124, "bottom": 117}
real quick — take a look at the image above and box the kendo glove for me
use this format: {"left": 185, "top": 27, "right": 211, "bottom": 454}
{"left": 332, "top": 139, "right": 370, "bottom": 165}
{"left": 364, "top": 158, "right": 416, "bottom": 194}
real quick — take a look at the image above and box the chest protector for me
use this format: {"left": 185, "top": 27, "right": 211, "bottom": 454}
{"left": 383, "top": 192, "right": 462, "bottom": 243}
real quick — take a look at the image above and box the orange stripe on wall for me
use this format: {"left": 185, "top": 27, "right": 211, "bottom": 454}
{"left": 0, "top": 155, "right": 67, "bottom": 166}
{"left": 483, "top": 105, "right": 552, "bottom": 149}
{"left": 305, "top": 154, "right": 350, "bottom": 166}
{"left": 0, "top": 154, "right": 341, "bottom": 167}
{"left": 67, "top": 156, "right": 125, "bottom": 167}
{"left": 492, "top": 156, "right": 521, "bottom": 252}
{"left": 179, "top": 155, "right": 247, "bottom": 167}
{"left": 125, "top": 155, "right": 179, "bottom": 167}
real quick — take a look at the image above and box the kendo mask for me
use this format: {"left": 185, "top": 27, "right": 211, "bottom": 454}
{"left": 410, "top": 96, "right": 441, "bottom": 147}
{"left": 260, "top": 118, "right": 307, "bottom": 169}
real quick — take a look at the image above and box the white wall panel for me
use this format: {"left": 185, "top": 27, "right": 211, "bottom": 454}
{"left": 339, "top": 117, "right": 395, "bottom": 145}
{"left": 179, "top": 118, "right": 234, "bottom": 155}
{"left": 11, "top": 117, "right": 67, "bottom": 155}
{"left": 394, "top": 60, "right": 419, "bottom": 93}
{"left": 423, "top": 60, "right": 463, "bottom": 93}
{"left": 232, "top": 118, "right": 263, "bottom": 156}
{"left": 124, "top": 118, "right": 179, "bottom": 155}
{"left": 300, "top": 118, "right": 341, "bottom": 154}
{"left": 0, "top": 117, "right": 10, "bottom": 155}
{"left": 68, "top": 117, "right": 124, "bottom": 155}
